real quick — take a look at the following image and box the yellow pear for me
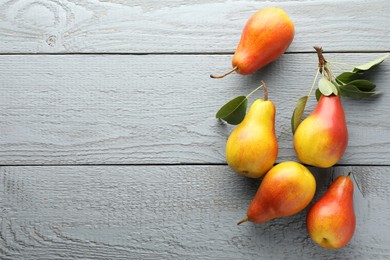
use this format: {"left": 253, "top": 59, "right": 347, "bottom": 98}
{"left": 226, "top": 85, "right": 278, "bottom": 178}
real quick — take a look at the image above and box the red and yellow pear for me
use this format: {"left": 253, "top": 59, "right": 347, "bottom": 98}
{"left": 294, "top": 94, "right": 348, "bottom": 168}
{"left": 238, "top": 161, "right": 316, "bottom": 224}
{"left": 211, "top": 7, "right": 295, "bottom": 78}
{"left": 306, "top": 174, "right": 356, "bottom": 249}
{"left": 226, "top": 84, "right": 277, "bottom": 178}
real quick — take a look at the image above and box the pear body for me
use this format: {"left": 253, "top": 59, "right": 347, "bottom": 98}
{"left": 246, "top": 161, "right": 316, "bottom": 223}
{"left": 226, "top": 99, "right": 278, "bottom": 178}
{"left": 233, "top": 7, "right": 294, "bottom": 75}
{"left": 294, "top": 95, "right": 348, "bottom": 168}
{"left": 306, "top": 175, "right": 356, "bottom": 249}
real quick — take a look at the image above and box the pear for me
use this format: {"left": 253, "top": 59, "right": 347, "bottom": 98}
{"left": 226, "top": 85, "right": 277, "bottom": 178}
{"left": 294, "top": 94, "right": 348, "bottom": 168}
{"left": 211, "top": 7, "right": 294, "bottom": 78}
{"left": 238, "top": 161, "right": 316, "bottom": 224}
{"left": 306, "top": 174, "right": 356, "bottom": 249}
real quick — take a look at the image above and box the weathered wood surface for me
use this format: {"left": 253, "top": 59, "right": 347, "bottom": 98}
{"left": 0, "top": 165, "right": 388, "bottom": 259}
{"left": 1, "top": 53, "right": 389, "bottom": 165}
{"left": 0, "top": 0, "right": 389, "bottom": 259}
{"left": 0, "top": 0, "right": 389, "bottom": 53}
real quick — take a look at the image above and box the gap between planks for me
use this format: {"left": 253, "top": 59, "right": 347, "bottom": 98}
{"left": 1, "top": 163, "right": 389, "bottom": 167}
{"left": 0, "top": 50, "right": 389, "bottom": 56}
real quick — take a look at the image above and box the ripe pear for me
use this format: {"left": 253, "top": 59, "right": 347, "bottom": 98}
{"left": 294, "top": 94, "right": 348, "bottom": 168}
{"left": 226, "top": 86, "right": 277, "bottom": 178}
{"left": 238, "top": 161, "right": 316, "bottom": 224}
{"left": 211, "top": 7, "right": 295, "bottom": 78}
{"left": 306, "top": 174, "right": 356, "bottom": 249}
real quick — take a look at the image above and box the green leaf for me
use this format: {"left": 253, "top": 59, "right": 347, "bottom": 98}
{"left": 216, "top": 96, "right": 248, "bottom": 125}
{"left": 353, "top": 53, "right": 389, "bottom": 72}
{"left": 339, "top": 85, "right": 380, "bottom": 99}
{"left": 335, "top": 72, "right": 363, "bottom": 85}
{"left": 318, "top": 77, "right": 338, "bottom": 96}
{"left": 347, "top": 79, "right": 376, "bottom": 92}
{"left": 291, "top": 96, "right": 308, "bottom": 134}
{"left": 315, "top": 88, "right": 322, "bottom": 101}
{"left": 330, "top": 81, "right": 339, "bottom": 95}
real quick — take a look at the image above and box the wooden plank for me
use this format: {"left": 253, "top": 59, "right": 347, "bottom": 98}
{"left": 0, "top": 165, "right": 388, "bottom": 259}
{"left": 0, "top": 0, "right": 389, "bottom": 53}
{"left": 1, "top": 53, "right": 389, "bottom": 165}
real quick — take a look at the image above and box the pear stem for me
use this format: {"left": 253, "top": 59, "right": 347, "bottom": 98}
{"left": 237, "top": 217, "right": 249, "bottom": 225}
{"left": 327, "top": 61, "right": 347, "bottom": 73}
{"left": 246, "top": 83, "right": 264, "bottom": 99}
{"left": 314, "top": 46, "right": 326, "bottom": 67}
{"left": 326, "top": 64, "right": 338, "bottom": 80}
{"left": 307, "top": 68, "right": 320, "bottom": 97}
{"left": 327, "top": 60, "right": 357, "bottom": 69}
{"left": 262, "top": 80, "right": 268, "bottom": 101}
{"left": 314, "top": 46, "right": 333, "bottom": 82}
{"left": 210, "top": 66, "right": 239, "bottom": 79}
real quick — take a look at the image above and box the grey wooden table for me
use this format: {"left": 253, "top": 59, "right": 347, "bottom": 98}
{"left": 0, "top": 1, "right": 389, "bottom": 259}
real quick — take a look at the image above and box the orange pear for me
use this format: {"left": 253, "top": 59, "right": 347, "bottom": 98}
{"left": 238, "top": 161, "right": 316, "bottom": 224}
{"left": 306, "top": 174, "right": 356, "bottom": 249}
{"left": 211, "top": 7, "right": 294, "bottom": 78}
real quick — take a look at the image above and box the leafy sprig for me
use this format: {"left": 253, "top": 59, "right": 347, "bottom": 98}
{"left": 291, "top": 48, "right": 388, "bottom": 133}
{"left": 216, "top": 81, "right": 267, "bottom": 125}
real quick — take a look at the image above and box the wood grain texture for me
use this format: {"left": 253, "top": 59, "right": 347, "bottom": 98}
{"left": 0, "top": 0, "right": 388, "bottom": 259}
{"left": 0, "top": 0, "right": 389, "bottom": 53}
{"left": 0, "top": 165, "right": 388, "bottom": 259}
{"left": 1, "top": 53, "right": 389, "bottom": 165}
